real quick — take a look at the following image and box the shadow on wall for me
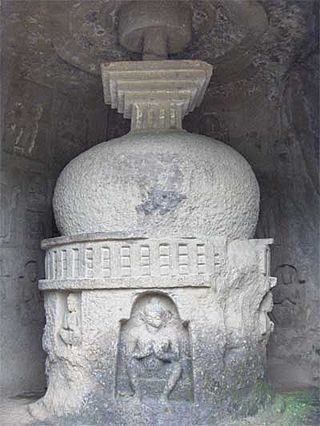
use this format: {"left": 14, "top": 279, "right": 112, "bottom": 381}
{"left": 0, "top": 67, "right": 107, "bottom": 396}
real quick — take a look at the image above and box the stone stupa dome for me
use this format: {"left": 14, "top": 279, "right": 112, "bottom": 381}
{"left": 53, "top": 130, "right": 260, "bottom": 240}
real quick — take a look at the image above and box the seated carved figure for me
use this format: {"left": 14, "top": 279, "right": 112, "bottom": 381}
{"left": 126, "top": 298, "right": 182, "bottom": 401}
{"left": 59, "top": 293, "right": 81, "bottom": 347}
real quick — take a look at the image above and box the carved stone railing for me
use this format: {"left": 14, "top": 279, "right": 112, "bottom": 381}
{"left": 40, "top": 233, "right": 273, "bottom": 290}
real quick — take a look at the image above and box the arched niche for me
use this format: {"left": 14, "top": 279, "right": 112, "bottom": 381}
{"left": 115, "top": 292, "right": 193, "bottom": 402}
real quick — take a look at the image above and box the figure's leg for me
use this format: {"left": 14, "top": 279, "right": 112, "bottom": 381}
{"left": 29, "top": 398, "right": 49, "bottom": 421}
{"left": 126, "top": 358, "right": 142, "bottom": 400}
{"left": 161, "top": 362, "right": 182, "bottom": 401}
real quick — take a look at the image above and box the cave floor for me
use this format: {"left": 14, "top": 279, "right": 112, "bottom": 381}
{"left": 0, "top": 387, "right": 319, "bottom": 426}
{"left": 0, "top": 393, "right": 37, "bottom": 425}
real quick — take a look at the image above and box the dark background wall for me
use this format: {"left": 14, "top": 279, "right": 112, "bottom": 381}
{"left": 0, "top": 18, "right": 108, "bottom": 393}
{"left": 0, "top": 0, "right": 319, "bottom": 397}
{"left": 185, "top": 46, "right": 319, "bottom": 388}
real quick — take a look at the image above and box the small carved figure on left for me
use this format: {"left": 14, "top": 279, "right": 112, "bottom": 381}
{"left": 59, "top": 293, "right": 81, "bottom": 348}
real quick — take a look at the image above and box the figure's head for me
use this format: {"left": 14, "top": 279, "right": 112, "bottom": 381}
{"left": 67, "top": 293, "right": 78, "bottom": 312}
{"left": 141, "top": 298, "right": 172, "bottom": 329}
{"left": 25, "top": 261, "right": 38, "bottom": 283}
{"left": 278, "top": 264, "right": 297, "bottom": 285}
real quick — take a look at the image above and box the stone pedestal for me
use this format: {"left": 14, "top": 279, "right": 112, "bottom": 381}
{"left": 30, "top": 234, "right": 275, "bottom": 423}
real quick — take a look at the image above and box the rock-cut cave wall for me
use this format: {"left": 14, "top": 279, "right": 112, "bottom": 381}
{"left": 0, "top": 17, "right": 108, "bottom": 392}
{"left": 184, "top": 0, "right": 319, "bottom": 388}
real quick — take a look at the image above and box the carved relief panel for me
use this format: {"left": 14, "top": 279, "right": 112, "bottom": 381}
{"left": 18, "top": 260, "right": 44, "bottom": 323}
{"left": 0, "top": 250, "right": 13, "bottom": 311}
{"left": 0, "top": 182, "right": 20, "bottom": 245}
{"left": 3, "top": 80, "right": 53, "bottom": 162}
{"left": 271, "top": 264, "right": 306, "bottom": 328}
{"left": 116, "top": 293, "right": 193, "bottom": 402}
{"left": 58, "top": 292, "right": 82, "bottom": 348}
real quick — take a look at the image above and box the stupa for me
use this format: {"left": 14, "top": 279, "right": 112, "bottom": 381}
{"left": 30, "top": 1, "right": 276, "bottom": 424}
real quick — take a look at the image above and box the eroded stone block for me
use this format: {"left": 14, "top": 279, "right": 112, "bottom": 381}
{"left": 30, "top": 235, "right": 275, "bottom": 423}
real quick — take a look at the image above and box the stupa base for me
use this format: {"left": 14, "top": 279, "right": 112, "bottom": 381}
{"left": 30, "top": 233, "right": 276, "bottom": 423}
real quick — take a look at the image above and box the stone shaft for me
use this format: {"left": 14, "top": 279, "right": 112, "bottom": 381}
{"left": 117, "top": 1, "right": 192, "bottom": 57}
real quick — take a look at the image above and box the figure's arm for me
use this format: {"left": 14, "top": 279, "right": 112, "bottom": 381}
{"left": 68, "top": 313, "right": 79, "bottom": 332}
{"left": 59, "top": 327, "right": 70, "bottom": 344}
{"left": 61, "top": 314, "right": 69, "bottom": 330}
{"left": 59, "top": 314, "right": 73, "bottom": 344}
{"left": 132, "top": 339, "right": 151, "bottom": 359}
{"left": 156, "top": 339, "right": 180, "bottom": 361}
{"left": 171, "top": 339, "right": 180, "bottom": 360}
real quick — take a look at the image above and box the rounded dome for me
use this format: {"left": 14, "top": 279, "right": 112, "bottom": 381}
{"left": 53, "top": 131, "right": 260, "bottom": 239}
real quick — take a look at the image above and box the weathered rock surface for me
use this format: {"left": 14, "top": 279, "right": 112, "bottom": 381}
{"left": 41, "top": 35, "right": 269, "bottom": 422}
{"left": 0, "top": 0, "right": 318, "bottom": 406}
{"left": 53, "top": 131, "right": 259, "bottom": 239}
{"left": 29, "top": 233, "right": 275, "bottom": 423}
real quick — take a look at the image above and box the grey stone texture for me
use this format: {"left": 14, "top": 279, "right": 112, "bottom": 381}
{"left": 0, "top": 2, "right": 107, "bottom": 396}
{"left": 53, "top": 131, "right": 259, "bottom": 240}
{"left": 100, "top": 60, "right": 212, "bottom": 129}
{"left": 183, "top": 1, "right": 320, "bottom": 388}
{"left": 0, "top": 0, "right": 318, "bottom": 417}
{"left": 33, "top": 8, "right": 274, "bottom": 417}
{"left": 29, "top": 233, "right": 275, "bottom": 422}
{"left": 0, "top": 77, "right": 106, "bottom": 396}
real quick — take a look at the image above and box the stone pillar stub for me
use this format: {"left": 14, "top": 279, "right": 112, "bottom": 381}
{"left": 117, "top": 1, "right": 193, "bottom": 58}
